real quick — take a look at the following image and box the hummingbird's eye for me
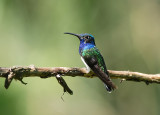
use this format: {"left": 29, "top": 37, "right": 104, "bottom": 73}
{"left": 86, "top": 36, "right": 90, "bottom": 39}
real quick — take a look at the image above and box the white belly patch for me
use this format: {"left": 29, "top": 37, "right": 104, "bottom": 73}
{"left": 81, "top": 57, "right": 91, "bottom": 73}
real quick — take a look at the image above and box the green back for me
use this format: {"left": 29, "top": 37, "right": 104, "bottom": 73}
{"left": 82, "top": 47, "right": 108, "bottom": 74}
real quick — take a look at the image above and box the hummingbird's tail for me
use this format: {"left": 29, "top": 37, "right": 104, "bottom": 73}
{"left": 105, "top": 84, "right": 113, "bottom": 93}
{"left": 103, "top": 78, "right": 117, "bottom": 93}
{"left": 91, "top": 65, "right": 117, "bottom": 92}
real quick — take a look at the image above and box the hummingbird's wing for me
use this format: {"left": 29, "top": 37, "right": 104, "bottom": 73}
{"left": 81, "top": 47, "right": 117, "bottom": 92}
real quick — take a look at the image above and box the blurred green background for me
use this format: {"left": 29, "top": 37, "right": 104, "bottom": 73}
{"left": 0, "top": 0, "right": 160, "bottom": 115}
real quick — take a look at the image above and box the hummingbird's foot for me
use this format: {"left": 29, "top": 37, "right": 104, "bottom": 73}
{"left": 84, "top": 71, "right": 95, "bottom": 78}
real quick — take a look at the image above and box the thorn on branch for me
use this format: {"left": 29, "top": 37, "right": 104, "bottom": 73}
{"left": 145, "top": 81, "right": 150, "bottom": 85}
{"left": 17, "top": 77, "right": 27, "bottom": 85}
{"left": 56, "top": 74, "right": 73, "bottom": 95}
{"left": 120, "top": 79, "right": 126, "bottom": 83}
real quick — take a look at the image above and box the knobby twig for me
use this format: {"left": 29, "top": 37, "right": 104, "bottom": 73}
{"left": 0, "top": 65, "right": 160, "bottom": 94}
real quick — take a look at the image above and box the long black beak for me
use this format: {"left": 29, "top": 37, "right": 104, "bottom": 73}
{"left": 64, "top": 32, "right": 81, "bottom": 40}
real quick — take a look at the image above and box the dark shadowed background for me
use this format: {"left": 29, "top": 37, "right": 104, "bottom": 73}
{"left": 0, "top": 0, "right": 160, "bottom": 115}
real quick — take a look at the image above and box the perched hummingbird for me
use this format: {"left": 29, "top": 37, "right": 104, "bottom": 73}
{"left": 64, "top": 32, "right": 116, "bottom": 92}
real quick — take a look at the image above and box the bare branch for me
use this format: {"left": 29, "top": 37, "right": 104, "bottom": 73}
{"left": 0, "top": 66, "right": 160, "bottom": 90}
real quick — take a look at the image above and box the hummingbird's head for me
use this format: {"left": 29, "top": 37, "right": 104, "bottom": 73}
{"left": 64, "top": 32, "right": 95, "bottom": 45}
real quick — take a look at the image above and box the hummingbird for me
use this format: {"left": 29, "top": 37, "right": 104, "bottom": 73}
{"left": 64, "top": 32, "right": 116, "bottom": 92}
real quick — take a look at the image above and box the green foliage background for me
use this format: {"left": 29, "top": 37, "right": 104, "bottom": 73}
{"left": 0, "top": 0, "right": 160, "bottom": 115}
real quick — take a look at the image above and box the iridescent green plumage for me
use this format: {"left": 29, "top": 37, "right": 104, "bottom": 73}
{"left": 82, "top": 47, "right": 108, "bottom": 74}
{"left": 65, "top": 32, "right": 116, "bottom": 92}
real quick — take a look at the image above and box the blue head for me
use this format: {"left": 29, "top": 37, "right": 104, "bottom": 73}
{"left": 64, "top": 32, "right": 95, "bottom": 45}
{"left": 64, "top": 32, "right": 96, "bottom": 54}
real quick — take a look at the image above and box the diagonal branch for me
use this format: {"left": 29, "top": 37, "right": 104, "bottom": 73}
{"left": 0, "top": 65, "right": 160, "bottom": 91}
